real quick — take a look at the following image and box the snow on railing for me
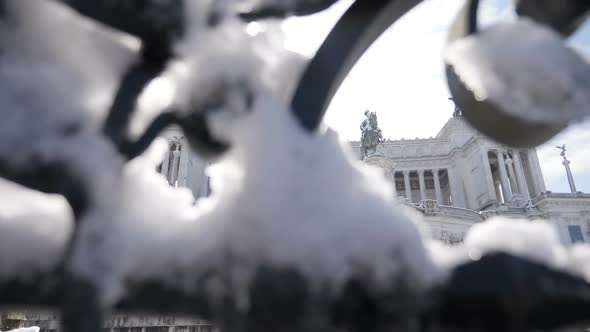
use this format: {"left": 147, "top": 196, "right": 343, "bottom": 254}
{"left": 1, "top": 0, "right": 590, "bottom": 332}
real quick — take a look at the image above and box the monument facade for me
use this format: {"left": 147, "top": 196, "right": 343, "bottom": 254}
{"left": 353, "top": 116, "right": 590, "bottom": 245}
{"left": 156, "top": 113, "right": 590, "bottom": 247}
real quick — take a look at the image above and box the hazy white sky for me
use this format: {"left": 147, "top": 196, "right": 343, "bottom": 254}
{"left": 281, "top": 0, "right": 590, "bottom": 194}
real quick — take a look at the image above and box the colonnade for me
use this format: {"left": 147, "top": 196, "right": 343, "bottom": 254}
{"left": 394, "top": 168, "right": 448, "bottom": 204}
{"left": 482, "top": 148, "right": 532, "bottom": 203}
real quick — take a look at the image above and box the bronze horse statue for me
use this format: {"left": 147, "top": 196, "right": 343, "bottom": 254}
{"left": 360, "top": 112, "right": 382, "bottom": 159}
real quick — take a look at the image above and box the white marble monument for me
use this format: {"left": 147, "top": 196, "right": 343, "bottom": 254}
{"left": 159, "top": 114, "right": 590, "bottom": 247}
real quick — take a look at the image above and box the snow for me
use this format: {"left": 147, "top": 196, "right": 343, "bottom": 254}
{"left": 0, "top": 180, "right": 73, "bottom": 280}
{"left": 191, "top": 95, "right": 442, "bottom": 297}
{"left": 464, "top": 217, "right": 569, "bottom": 269}
{"left": 2, "top": 0, "right": 590, "bottom": 315}
{"left": 3, "top": 328, "right": 40, "bottom": 332}
{"left": 0, "top": 0, "right": 134, "bottom": 282}
{"left": 69, "top": 94, "right": 442, "bottom": 306}
{"left": 0, "top": 0, "right": 135, "bottom": 170}
{"left": 445, "top": 18, "right": 590, "bottom": 126}
{"left": 426, "top": 217, "right": 590, "bottom": 285}
{"left": 132, "top": 7, "right": 309, "bottom": 137}
{"left": 568, "top": 244, "right": 590, "bottom": 282}
{"left": 69, "top": 138, "right": 200, "bottom": 304}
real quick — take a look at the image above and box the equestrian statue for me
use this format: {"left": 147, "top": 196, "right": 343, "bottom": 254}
{"left": 360, "top": 110, "right": 383, "bottom": 159}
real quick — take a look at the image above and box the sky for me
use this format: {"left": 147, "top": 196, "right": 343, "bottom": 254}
{"left": 281, "top": 0, "right": 590, "bottom": 194}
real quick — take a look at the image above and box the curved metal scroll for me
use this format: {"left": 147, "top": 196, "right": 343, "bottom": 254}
{"left": 290, "top": 0, "right": 423, "bottom": 132}
{"left": 444, "top": 0, "right": 589, "bottom": 148}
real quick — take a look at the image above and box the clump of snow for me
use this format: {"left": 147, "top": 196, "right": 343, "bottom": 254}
{"left": 567, "top": 244, "right": 590, "bottom": 282}
{"left": 425, "top": 240, "right": 469, "bottom": 271}
{"left": 191, "top": 94, "right": 442, "bottom": 298}
{"left": 132, "top": 6, "right": 309, "bottom": 138}
{"left": 464, "top": 217, "right": 569, "bottom": 270}
{"left": 0, "top": 0, "right": 132, "bottom": 278}
{"left": 173, "top": 10, "right": 308, "bottom": 110}
{"left": 445, "top": 18, "right": 590, "bottom": 126}
{"left": 3, "top": 327, "right": 40, "bottom": 332}
{"left": 69, "top": 138, "right": 200, "bottom": 304}
{"left": 426, "top": 217, "right": 590, "bottom": 284}
{"left": 70, "top": 92, "right": 443, "bottom": 306}
{"left": 0, "top": 179, "right": 73, "bottom": 280}
{"left": 0, "top": 0, "right": 135, "bottom": 169}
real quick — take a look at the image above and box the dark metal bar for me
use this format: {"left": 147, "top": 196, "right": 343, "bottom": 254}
{"left": 290, "top": 0, "right": 423, "bottom": 132}
{"left": 2, "top": 1, "right": 590, "bottom": 331}
{"left": 102, "top": 55, "right": 169, "bottom": 154}
{"left": 61, "top": 277, "right": 103, "bottom": 332}
{"left": 467, "top": 0, "right": 480, "bottom": 35}
{"left": 239, "top": 0, "right": 341, "bottom": 21}
{"left": 119, "top": 112, "right": 180, "bottom": 160}
{"left": 444, "top": 0, "right": 577, "bottom": 148}
{"left": 438, "top": 252, "right": 590, "bottom": 331}
{"left": 2, "top": 253, "right": 590, "bottom": 331}
{"left": 514, "top": 0, "right": 590, "bottom": 36}
{"left": 177, "top": 111, "right": 230, "bottom": 160}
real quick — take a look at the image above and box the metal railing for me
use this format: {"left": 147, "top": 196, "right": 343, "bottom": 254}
{"left": 1, "top": 0, "right": 590, "bottom": 331}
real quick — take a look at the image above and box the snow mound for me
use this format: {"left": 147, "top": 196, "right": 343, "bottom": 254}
{"left": 4, "top": 327, "right": 40, "bottom": 332}
{"left": 0, "top": 180, "right": 73, "bottom": 279}
{"left": 427, "top": 217, "right": 590, "bottom": 284}
{"left": 445, "top": 18, "right": 590, "bottom": 126}
{"left": 70, "top": 93, "right": 442, "bottom": 306}
{"left": 191, "top": 94, "right": 442, "bottom": 296}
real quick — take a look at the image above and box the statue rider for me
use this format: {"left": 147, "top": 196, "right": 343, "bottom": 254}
{"left": 360, "top": 110, "right": 371, "bottom": 140}
{"left": 360, "top": 110, "right": 381, "bottom": 141}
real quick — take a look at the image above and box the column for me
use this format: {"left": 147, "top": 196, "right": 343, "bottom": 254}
{"left": 495, "top": 150, "right": 512, "bottom": 202}
{"left": 528, "top": 148, "right": 547, "bottom": 194}
{"left": 199, "top": 165, "right": 210, "bottom": 198}
{"left": 161, "top": 150, "right": 170, "bottom": 177}
{"left": 167, "top": 148, "right": 180, "bottom": 186}
{"left": 403, "top": 170, "right": 412, "bottom": 201}
{"left": 433, "top": 168, "right": 443, "bottom": 203}
{"left": 389, "top": 168, "right": 397, "bottom": 192}
{"left": 178, "top": 141, "right": 190, "bottom": 187}
{"left": 563, "top": 158, "right": 577, "bottom": 193}
{"left": 494, "top": 180, "right": 503, "bottom": 202}
{"left": 418, "top": 169, "right": 426, "bottom": 200}
{"left": 512, "top": 151, "right": 530, "bottom": 200}
{"left": 447, "top": 167, "right": 466, "bottom": 208}
{"left": 505, "top": 156, "right": 519, "bottom": 194}
{"left": 481, "top": 148, "right": 497, "bottom": 199}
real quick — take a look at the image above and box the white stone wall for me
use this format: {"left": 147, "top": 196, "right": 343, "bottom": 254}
{"left": 534, "top": 193, "right": 590, "bottom": 245}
